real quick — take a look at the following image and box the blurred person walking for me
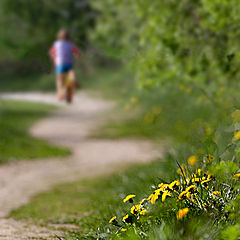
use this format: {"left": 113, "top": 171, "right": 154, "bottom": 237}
{"left": 49, "top": 29, "right": 80, "bottom": 100}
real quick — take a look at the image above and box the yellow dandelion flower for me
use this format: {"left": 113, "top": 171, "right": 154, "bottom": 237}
{"left": 188, "top": 155, "right": 197, "bottom": 166}
{"left": 162, "top": 191, "right": 172, "bottom": 202}
{"left": 122, "top": 214, "right": 133, "bottom": 224}
{"left": 205, "top": 126, "right": 212, "bottom": 136}
{"left": 130, "top": 206, "right": 136, "bottom": 215}
{"left": 169, "top": 180, "right": 180, "bottom": 190}
{"left": 159, "top": 184, "right": 169, "bottom": 191}
{"left": 186, "top": 185, "right": 197, "bottom": 193}
{"left": 123, "top": 194, "right": 136, "bottom": 203}
{"left": 124, "top": 104, "right": 131, "bottom": 111}
{"left": 148, "top": 189, "right": 161, "bottom": 204}
{"left": 179, "top": 84, "right": 185, "bottom": 90}
{"left": 139, "top": 209, "right": 147, "bottom": 215}
{"left": 155, "top": 188, "right": 162, "bottom": 194}
{"left": 212, "top": 191, "right": 221, "bottom": 197}
{"left": 192, "top": 177, "right": 200, "bottom": 183}
{"left": 158, "top": 183, "right": 164, "bottom": 188}
{"left": 201, "top": 179, "right": 211, "bottom": 185}
{"left": 207, "top": 174, "right": 212, "bottom": 180}
{"left": 122, "top": 214, "right": 129, "bottom": 221}
{"left": 176, "top": 168, "right": 182, "bottom": 175}
{"left": 130, "top": 97, "right": 137, "bottom": 104}
{"left": 233, "top": 131, "right": 240, "bottom": 142}
{"left": 144, "top": 113, "right": 154, "bottom": 123}
{"left": 121, "top": 228, "right": 127, "bottom": 232}
{"left": 147, "top": 193, "right": 155, "bottom": 204}
{"left": 109, "top": 216, "right": 117, "bottom": 224}
{"left": 130, "top": 205, "right": 140, "bottom": 215}
{"left": 177, "top": 208, "right": 189, "bottom": 220}
{"left": 152, "top": 106, "right": 162, "bottom": 115}
{"left": 186, "top": 192, "right": 191, "bottom": 199}
{"left": 178, "top": 191, "right": 187, "bottom": 200}
{"left": 233, "top": 173, "right": 240, "bottom": 180}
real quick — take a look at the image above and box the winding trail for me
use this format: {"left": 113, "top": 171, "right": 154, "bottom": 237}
{"left": 0, "top": 92, "right": 162, "bottom": 239}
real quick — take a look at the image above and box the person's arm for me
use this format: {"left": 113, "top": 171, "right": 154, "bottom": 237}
{"left": 49, "top": 45, "right": 56, "bottom": 64}
{"left": 72, "top": 45, "right": 81, "bottom": 58}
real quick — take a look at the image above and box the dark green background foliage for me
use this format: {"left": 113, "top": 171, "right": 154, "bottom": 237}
{"left": 0, "top": 0, "right": 95, "bottom": 75}
{"left": 91, "top": 0, "right": 240, "bottom": 88}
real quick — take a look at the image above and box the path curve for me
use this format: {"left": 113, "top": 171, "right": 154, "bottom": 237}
{"left": 0, "top": 92, "right": 162, "bottom": 239}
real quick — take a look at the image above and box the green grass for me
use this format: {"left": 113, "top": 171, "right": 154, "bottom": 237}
{"left": 0, "top": 100, "right": 70, "bottom": 163}
{"left": 0, "top": 72, "right": 56, "bottom": 92}
{"left": 10, "top": 158, "right": 177, "bottom": 238}
{"left": 6, "top": 68, "right": 199, "bottom": 236}
{"left": 78, "top": 67, "right": 135, "bottom": 100}
{"left": 76, "top": 67, "right": 225, "bottom": 148}
{"left": 8, "top": 67, "right": 239, "bottom": 239}
{"left": 90, "top": 78, "right": 221, "bottom": 149}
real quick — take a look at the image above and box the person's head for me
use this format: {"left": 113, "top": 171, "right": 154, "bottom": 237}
{"left": 57, "top": 29, "right": 70, "bottom": 40}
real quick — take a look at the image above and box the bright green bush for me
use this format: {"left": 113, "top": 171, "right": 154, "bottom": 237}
{"left": 91, "top": 0, "right": 240, "bottom": 90}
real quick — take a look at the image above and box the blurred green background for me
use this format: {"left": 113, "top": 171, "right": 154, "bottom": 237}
{"left": 0, "top": 0, "right": 240, "bottom": 239}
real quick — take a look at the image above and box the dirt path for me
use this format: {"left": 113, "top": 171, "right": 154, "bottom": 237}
{"left": 0, "top": 92, "right": 162, "bottom": 239}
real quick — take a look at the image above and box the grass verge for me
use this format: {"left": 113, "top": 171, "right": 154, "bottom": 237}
{"left": 0, "top": 100, "right": 70, "bottom": 163}
{"left": 10, "top": 158, "right": 176, "bottom": 239}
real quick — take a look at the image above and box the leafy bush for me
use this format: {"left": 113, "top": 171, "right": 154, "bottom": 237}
{"left": 91, "top": 0, "right": 240, "bottom": 90}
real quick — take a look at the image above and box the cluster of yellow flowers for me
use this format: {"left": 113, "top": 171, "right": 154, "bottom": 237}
{"left": 108, "top": 164, "right": 235, "bottom": 233}
{"left": 106, "top": 110, "right": 240, "bottom": 237}
{"left": 108, "top": 144, "right": 240, "bottom": 235}
{"left": 233, "top": 172, "right": 240, "bottom": 180}
{"left": 147, "top": 167, "right": 217, "bottom": 211}
{"left": 121, "top": 195, "right": 148, "bottom": 225}
{"left": 108, "top": 162, "right": 240, "bottom": 235}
